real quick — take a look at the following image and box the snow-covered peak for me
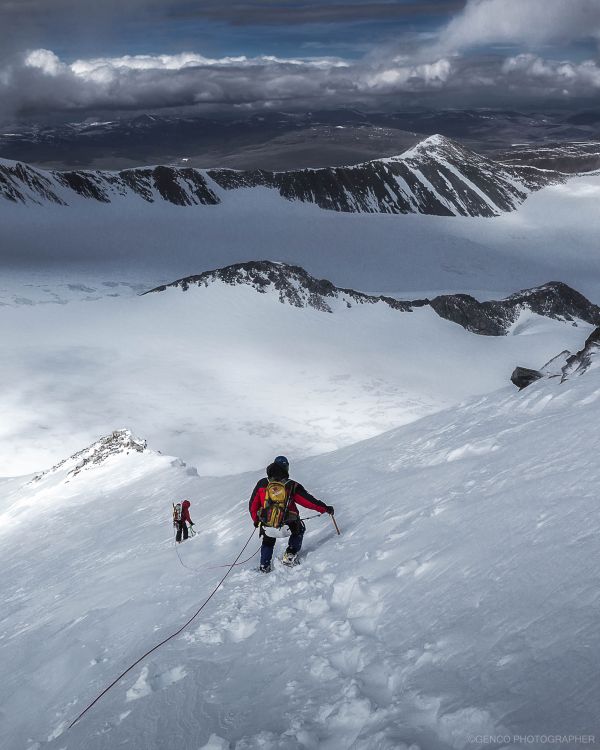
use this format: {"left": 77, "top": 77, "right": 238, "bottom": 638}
{"left": 143, "top": 260, "right": 413, "bottom": 313}
{"left": 31, "top": 428, "right": 149, "bottom": 482}
{"left": 145, "top": 261, "right": 600, "bottom": 335}
{"left": 398, "top": 133, "right": 457, "bottom": 159}
{"left": 1, "top": 134, "right": 565, "bottom": 216}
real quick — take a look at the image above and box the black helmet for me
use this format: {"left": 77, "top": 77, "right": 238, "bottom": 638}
{"left": 267, "top": 460, "right": 289, "bottom": 480}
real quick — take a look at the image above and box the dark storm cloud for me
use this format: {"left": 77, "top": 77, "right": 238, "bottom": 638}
{"left": 166, "top": 1, "right": 465, "bottom": 26}
{"left": 0, "top": 0, "right": 599, "bottom": 123}
{"left": 0, "top": 0, "right": 464, "bottom": 26}
{"left": 3, "top": 48, "right": 599, "bottom": 122}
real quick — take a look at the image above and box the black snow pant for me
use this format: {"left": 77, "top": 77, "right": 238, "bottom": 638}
{"left": 260, "top": 519, "right": 305, "bottom": 566}
{"left": 175, "top": 521, "right": 189, "bottom": 542}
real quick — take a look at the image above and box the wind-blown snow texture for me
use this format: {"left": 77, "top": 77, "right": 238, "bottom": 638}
{"left": 1, "top": 344, "right": 599, "bottom": 750}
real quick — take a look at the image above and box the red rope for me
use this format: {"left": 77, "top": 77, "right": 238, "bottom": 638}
{"left": 175, "top": 543, "right": 261, "bottom": 572}
{"left": 68, "top": 527, "right": 257, "bottom": 730}
{"left": 175, "top": 514, "right": 323, "bottom": 573}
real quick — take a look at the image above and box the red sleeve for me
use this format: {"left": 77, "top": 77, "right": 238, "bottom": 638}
{"left": 292, "top": 483, "right": 328, "bottom": 514}
{"left": 249, "top": 481, "right": 265, "bottom": 523}
{"left": 182, "top": 505, "right": 192, "bottom": 523}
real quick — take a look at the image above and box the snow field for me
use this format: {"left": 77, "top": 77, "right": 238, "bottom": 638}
{"left": 2, "top": 174, "right": 600, "bottom": 300}
{"left": 0, "top": 277, "right": 593, "bottom": 477}
{"left": 1, "top": 167, "right": 600, "bottom": 749}
{"left": 1, "top": 357, "right": 599, "bottom": 749}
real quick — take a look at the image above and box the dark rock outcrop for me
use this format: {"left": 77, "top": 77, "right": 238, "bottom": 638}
{"left": 561, "top": 327, "right": 600, "bottom": 381}
{"left": 143, "top": 261, "right": 600, "bottom": 339}
{"left": 0, "top": 135, "right": 564, "bottom": 215}
{"left": 430, "top": 282, "right": 600, "bottom": 336}
{"left": 208, "top": 136, "right": 561, "bottom": 218}
{"left": 511, "top": 367, "right": 543, "bottom": 390}
{"left": 144, "top": 260, "right": 419, "bottom": 313}
{"left": 496, "top": 142, "right": 600, "bottom": 174}
{"left": 511, "top": 327, "right": 600, "bottom": 389}
{"left": 0, "top": 160, "right": 220, "bottom": 207}
{"left": 30, "top": 429, "right": 148, "bottom": 482}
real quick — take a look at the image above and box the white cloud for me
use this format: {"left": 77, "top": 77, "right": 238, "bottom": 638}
{"left": 67, "top": 51, "right": 349, "bottom": 78}
{"left": 438, "top": 0, "right": 600, "bottom": 51}
{"left": 3, "top": 39, "right": 600, "bottom": 122}
{"left": 502, "top": 53, "right": 600, "bottom": 89}
{"left": 363, "top": 59, "right": 452, "bottom": 91}
{"left": 24, "top": 48, "right": 64, "bottom": 76}
{"left": 0, "top": 48, "right": 456, "bottom": 120}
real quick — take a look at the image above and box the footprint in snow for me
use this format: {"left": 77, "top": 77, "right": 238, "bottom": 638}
{"left": 126, "top": 664, "right": 187, "bottom": 702}
{"left": 330, "top": 576, "right": 383, "bottom": 636}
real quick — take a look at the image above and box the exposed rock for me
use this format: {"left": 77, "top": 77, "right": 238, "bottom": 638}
{"left": 208, "top": 135, "right": 562, "bottom": 218}
{"left": 143, "top": 262, "right": 600, "bottom": 339}
{"left": 144, "top": 260, "right": 418, "bottom": 313}
{"left": 30, "top": 429, "right": 148, "bottom": 482}
{"left": 496, "top": 142, "right": 600, "bottom": 174}
{"left": 430, "top": 282, "right": 600, "bottom": 336}
{"left": 540, "top": 350, "right": 572, "bottom": 377}
{"left": 0, "top": 160, "right": 220, "bottom": 207}
{"left": 511, "top": 367, "right": 543, "bottom": 390}
{"left": 0, "top": 135, "right": 564, "bottom": 215}
{"left": 561, "top": 327, "right": 600, "bottom": 381}
{"left": 429, "top": 294, "right": 508, "bottom": 335}
{"left": 510, "top": 327, "right": 600, "bottom": 389}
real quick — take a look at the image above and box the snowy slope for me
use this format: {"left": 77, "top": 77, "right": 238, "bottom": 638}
{"left": 1, "top": 344, "right": 599, "bottom": 750}
{"left": 0, "top": 272, "right": 594, "bottom": 476}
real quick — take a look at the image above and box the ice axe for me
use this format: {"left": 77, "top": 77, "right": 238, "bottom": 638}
{"left": 330, "top": 512, "right": 341, "bottom": 535}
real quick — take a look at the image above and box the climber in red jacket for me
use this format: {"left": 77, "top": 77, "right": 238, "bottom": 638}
{"left": 248, "top": 456, "right": 334, "bottom": 571}
{"left": 176, "top": 499, "right": 194, "bottom": 543}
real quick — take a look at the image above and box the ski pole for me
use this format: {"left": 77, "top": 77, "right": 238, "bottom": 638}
{"left": 330, "top": 514, "right": 341, "bottom": 535}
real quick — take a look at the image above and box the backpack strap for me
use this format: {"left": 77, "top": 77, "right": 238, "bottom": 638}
{"left": 282, "top": 480, "right": 297, "bottom": 523}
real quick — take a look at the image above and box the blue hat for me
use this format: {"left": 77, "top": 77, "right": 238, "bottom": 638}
{"left": 274, "top": 455, "right": 289, "bottom": 469}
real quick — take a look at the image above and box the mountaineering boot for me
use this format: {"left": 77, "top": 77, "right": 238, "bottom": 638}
{"left": 259, "top": 563, "right": 272, "bottom": 573}
{"left": 282, "top": 549, "right": 298, "bottom": 566}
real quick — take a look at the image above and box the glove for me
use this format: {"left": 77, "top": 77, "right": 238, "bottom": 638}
{"left": 254, "top": 519, "right": 260, "bottom": 527}
{"left": 325, "top": 505, "right": 334, "bottom": 515}
{"left": 189, "top": 522, "right": 195, "bottom": 526}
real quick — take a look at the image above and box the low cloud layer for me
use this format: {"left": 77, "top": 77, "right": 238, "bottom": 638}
{"left": 0, "top": 0, "right": 599, "bottom": 123}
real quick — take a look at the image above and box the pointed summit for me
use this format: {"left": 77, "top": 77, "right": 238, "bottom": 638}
{"left": 31, "top": 429, "right": 149, "bottom": 482}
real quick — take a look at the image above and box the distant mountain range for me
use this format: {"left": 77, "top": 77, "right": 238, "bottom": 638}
{"left": 2, "top": 108, "right": 600, "bottom": 171}
{"left": 0, "top": 135, "right": 574, "bottom": 217}
{"left": 144, "top": 260, "right": 600, "bottom": 336}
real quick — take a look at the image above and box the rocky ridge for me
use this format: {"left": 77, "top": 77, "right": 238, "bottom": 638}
{"left": 144, "top": 261, "right": 417, "bottom": 313}
{"left": 144, "top": 261, "right": 600, "bottom": 336}
{"left": 512, "top": 326, "right": 600, "bottom": 389}
{"left": 496, "top": 142, "right": 600, "bottom": 174}
{"left": 30, "top": 429, "right": 148, "bottom": 482}
{"left": 561, "top": 327, "right": 600, "bottom": 381}
{"left": 0, "top": 135, "right": 565, "bottom": 217}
